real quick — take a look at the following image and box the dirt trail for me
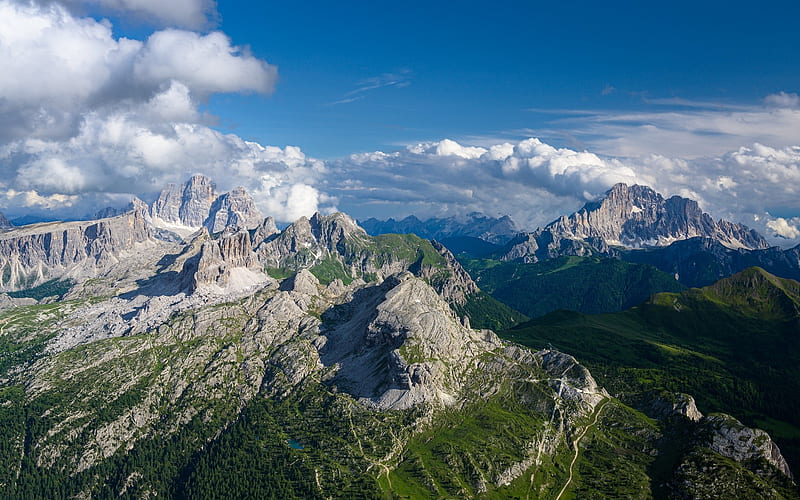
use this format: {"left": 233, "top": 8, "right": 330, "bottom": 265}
{"left": 554, "top": 398, "right": 609, "bottom": 500}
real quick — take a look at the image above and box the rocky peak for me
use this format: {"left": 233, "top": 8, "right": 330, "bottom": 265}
{"left": 151, "top": 174, "right": 218, "bottom": 228}
{"left": 250, "top": 216, "right": 279, "bottom": 247}
{"left": 702, "top": 414, "right": 793, "bottom": 479}
{"left": 180, "top": 175, "right": 217, "bottom": 227}
{"left": 0, "top": 211, "right": 13, "bottom": 231}
{"left": 279, "top": 269, "right": 321, "bottom": 296}
{"left": 182, "top": 226, "right": 264, "bottom": 291}
{"left": 545, "top": 183, "right": 769, "bottom": 250}
{"left": 309, "top": 212, "right": 368, "bottom": 249}
{"left": 321, "top": 273, "right": 504, "bottom": 410}
{"left": 203, "top": 186, "right": 264, "bottom": 234}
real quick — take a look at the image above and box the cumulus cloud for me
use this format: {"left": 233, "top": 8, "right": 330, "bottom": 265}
{"left": 765, "top": 92, "right": 800, "bottom": 109}
{"left": 766, "top": 217, "right": 800, "bottom": 240}
{"left": 328, "top": 138, "right": 643, "bottom": 231}
{"left": 328, "top": 138, "right": 800, "bottom": 248}
{"left": 40, "top": 0, "right": 218, "bottom": 29}
{"left": 0, "top": 1, "right": 330, "bottom": 223}
{"left": 133, "top": 30, "right": 277, "bottom": 95}
{"left": 0, "top": 1, "right": 277, "bottom": 142}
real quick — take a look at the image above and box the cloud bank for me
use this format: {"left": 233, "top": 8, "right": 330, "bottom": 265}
{"left": 0, "top": 1, "right": 334, "bottom": 223}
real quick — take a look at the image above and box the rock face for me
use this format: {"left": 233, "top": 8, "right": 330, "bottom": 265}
{"left": 701, "top": 414, "right": 793, "bottom": 479}
{"left": 184, "top": 227, "right": 264, "bottom": 291}
{"left": 0, "top": 211, "right": 14, "bottom": 230}
{"left": 360, "top": 212, "right": 519, "bottom": 244}
{"left": 320, "top": 273, "right": 501, "bottom": 409}
{"left": 548, "top": 183, "right": 769, "bottom": 250}
{"left": 255, "top": 211, "right": 479, "bottom": 307}
{"left": 0, "top": 205, "right": 153, "bottom": 291}
{"left": 204, "top": 187, "right": 264, "bottom": 234}
{"left": 500, "top": 183, "right": 770, "bottom": 263}
{"left": 150, "top": 175, "right": 263, "bottom": 232}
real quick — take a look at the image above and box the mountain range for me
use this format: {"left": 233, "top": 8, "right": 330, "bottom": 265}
{"left": 360, "top": 212, "right": 519, "bottom": 244}
{"left": 0, "top": 176, "right": 798, "bottom": 498}
{"left": 498, "top": 183, "right": 770, "bottom": 263}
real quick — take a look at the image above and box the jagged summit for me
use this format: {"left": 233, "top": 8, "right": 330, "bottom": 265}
{"left": 150, "top": 174, "right": 263, "bottom": 233}
{"left": 205, "top": 187, "right": 264, "bottom": 233}
{"left": 0, "top": 211, "right": 13, "bottom": 231}
{"left": 360, "top": 212, "right": 519, "bottom": 244}
{"left": 546, "top": 183, "right": 769, "bottom": 250}
{"left": 499, "top": 183, "right": 771, "bottom": 263}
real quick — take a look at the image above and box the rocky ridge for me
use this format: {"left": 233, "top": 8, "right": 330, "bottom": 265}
{"left": 0, "top": 201, "right": 154, "bottom": 292}
{"left": 150, "top": 174, "right": 263, "bottom": 234}
{"left": 360, "top": 212, "right": 519, "bottom": 244}
{"left": 499, "top": 183, "right": 771, "bottom": 263}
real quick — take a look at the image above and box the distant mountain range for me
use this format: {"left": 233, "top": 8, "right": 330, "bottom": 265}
{"left": 498, "top": 183, "right": 770, "bottom": 264}
{"left": 360, "top": 212, "right": 519, "bottom": 244}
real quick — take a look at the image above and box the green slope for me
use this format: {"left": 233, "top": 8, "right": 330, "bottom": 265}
{"left": 462, "top": 256, "right": 686, "bottom": 318}
{"left": 502, "top": 267, "right": 800, "bottom": 472}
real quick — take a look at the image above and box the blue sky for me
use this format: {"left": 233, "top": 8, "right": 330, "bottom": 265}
{"left": 202, "top": 0, "right": 800, "bottom": 157}
{"left": 0, "top": 0, "right": 799, "bottom": 245}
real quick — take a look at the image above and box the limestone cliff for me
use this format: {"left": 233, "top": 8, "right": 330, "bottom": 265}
{"left": 0, "top": 204, "right": 153, "bottom": 291}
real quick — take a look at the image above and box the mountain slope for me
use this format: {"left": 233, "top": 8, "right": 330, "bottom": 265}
{"left": 623, "top": 236, "right": 800, "bottom": 287}
{"left": 462, "top": 255, "right": 686, "bottom": 318}
{"left": 1, "top": 266, "right": 795, "bottom": 498}
{"left": 503, "top": 267, "right": 800, "bottom": 474}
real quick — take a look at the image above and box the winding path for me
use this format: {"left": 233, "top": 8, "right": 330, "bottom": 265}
{"left": 554, "top": 398, "right": 609, "bottom": 500}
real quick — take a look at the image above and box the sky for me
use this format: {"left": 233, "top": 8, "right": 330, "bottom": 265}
{"left": 0, "top": 0, "right": 799, "bottom": 245}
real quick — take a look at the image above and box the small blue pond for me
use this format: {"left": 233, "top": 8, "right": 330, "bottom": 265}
{"left": 288, "top": 439, "right": 305, "bottom": 450}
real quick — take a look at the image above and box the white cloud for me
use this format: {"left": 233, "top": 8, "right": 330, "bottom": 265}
{"left": 0, "top": 1, "right": 277, "bottom": 143}
{"left": 0, "top": 1, "right": 329, "bottom": 223}
{"left": 133, "top": 30, "right": 277, "bottom": 95}
{"left": 766, "top": 217, "right": 800, "bottom": 240}
{"left": 765, "top": 92, "right": 800, "bottom": 109}
{"left": 42, "top": 0, "right": 218, "bottom": 29}
{"left": 533, "top": 98, "right": 800, "bottom": 159}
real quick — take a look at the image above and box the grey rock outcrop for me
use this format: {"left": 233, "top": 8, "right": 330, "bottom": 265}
{"left": 151, "top": 174, "right": 217, "bottom": 228}
{"left": 0, "top": 293, "right": 37, "bottom": 311}
{"left": 204, "top": 187, "right": 264, "bottom": 234}
{"left": 0, "top": 206, "right": 153, "bottom": 292}
{"left": 701, "top": 414, "right": 793, "bottom": 479}
{"left": 0, "top": 211, "right": 15, "bottom": 231}
{"left": 181, "top": 227, "right": 264, "bottom": 291}
{"left": 279, "top": 269, "right": 321, "bottom": 296}
{"left": 500, "top": 183, "right": 770, "bottom": 263}
{"left": 249, "top": 216, "right": 279, "bottom": 247}
{"left": 649, "top": 393, "right": 704, "bottom": 422}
